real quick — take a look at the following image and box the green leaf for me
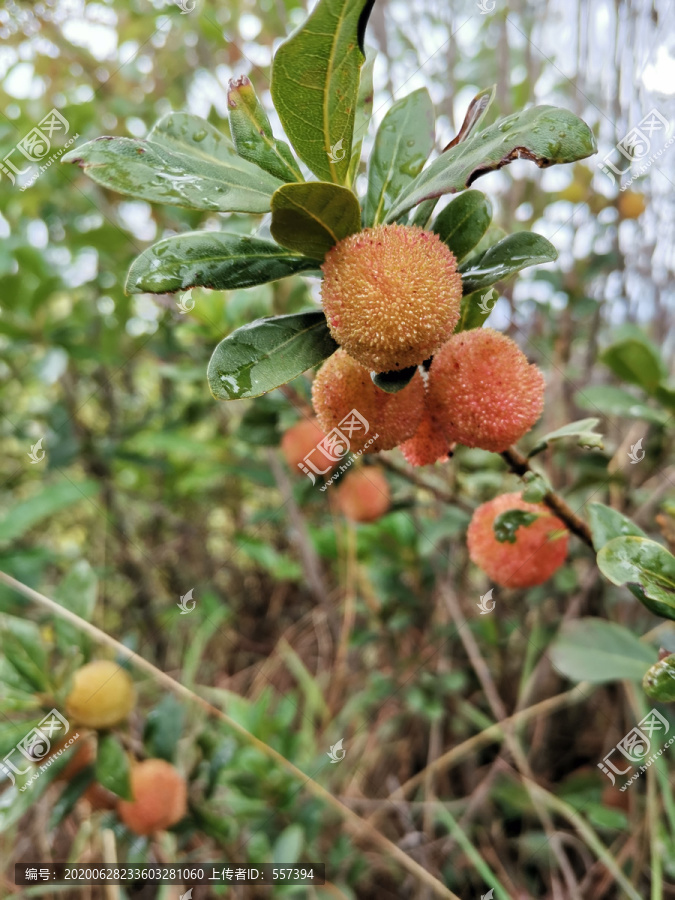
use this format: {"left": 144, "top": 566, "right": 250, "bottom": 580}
{"left": 550, "top": 618, "right": 656, "bottom": 683}
{"left": 364, "top": 88, "right": 435, "bottom": 226}
{"left": 601, "top": 337, "right": 665, "bottom": 395}
{"left": 126, "top": 232, "right": 321, "bottom": 294}
{"left": 455, "top": 287, "right": 498, "bottom": 332}
{"left": 95, "top": 734, "right": 132, "bottom": 800}
{"left": 0, "top": 480, "right": 99, "bottom": 543}
{"left": 236, "top": 395, "right": 284, "bottom": 446}
{"left": 49, "top": 767, "right": 94, "bottom": 829}
{"left": 574, "top": 385, "right": 667, "bottom": 424}
{"left": 371, "top": 366, "right": 418, "bottom": 394}
{"left": 527, "top": 418, "right": 603, "bottom": 457}
{"left": 237, "top": 536, "right": 302, "bottom": 581}
{"left": 643, "top": 654, "right": 675, "bottom": 702}
{"left": 385, "top": 105, "right": 597, "bottom": 221}
{"left": 273, "top": 823, "right": 304, "bottom": 865}
{"left": 270, "top": 182, "right": 362, "bottom": 257}
{"left": 53, "top": 560, "right": 97, "bottom": 653}
{"left": 1, "top": 630, "right": 48, "bottom": 692}
{"left": 459, "top": 232, "right": 558, "bottom": 295}
{"left": 432, "top": 190, "right": 493, "bottom": 263}
{"left": 62, "top": 112, "right": 283, "bottom": 214}
{"left": 493, "top": 509, "right": 539, "bottom": 544}
{"left": 587, "top": 502, "right": 647, "bottom": 552}
{"left": 442, "top": 85, "right": 496, "bottom": 151}
{"left": 227, "top": 75, "right": 302, "bottom": 183}
{"left": 208, "top": 311, "right": 338, "bottom": 400}
{"left": 144, "top": 694, "right": 185, "bottom": 763}
{"left": 271, "top": 0, "right": 375, "bottom": 184}
{"left": 597, "top": 536, "right": 675, "bottom": 620}
{"left": 348, "top": 46, "right": 376, "bottom": 184}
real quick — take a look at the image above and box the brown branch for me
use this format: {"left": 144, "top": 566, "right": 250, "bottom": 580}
{"left": 500, "top": 446, "right": 594, "bottom": 548}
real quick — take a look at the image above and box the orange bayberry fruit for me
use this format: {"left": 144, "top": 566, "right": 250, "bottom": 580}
{"left": 321, "top": 224, "right": 463, "bottom": 372}
{"left": 400, "top": 403, "right": 455, "bottom": 467}
{"left": 66, "top": 661, "right": 136, "bottom": 729}
{"left": 117, "top": 759, "right": 187, "bottom": 835}
{"left": 428, "top": 329, "right": 545, "bottom": 452}
{"left": 281, "top": 417, "right": 335, "bottom": 473}
{"left": 467, "top": 492, "right": 568, "bottom": 588}
{"left": 335, "top": 467, "right": 390, "bottom": 522}
{"left": 311, "top": 349, "right": 424, "bottom": 454}
{"left": 618, "top": 190, "right": 646, "bottom": 219}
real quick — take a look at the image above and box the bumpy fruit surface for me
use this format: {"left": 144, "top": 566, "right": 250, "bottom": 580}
{"left": 281, "top": 417, "right": 335, "bottom": 472}
{"left": 66, "top": 661, "right": 135, "bottom": 729}
{"left": 400, "top": 404, "right": 454, "bottom": 467}
{"left": 429, "top": 329, "right": 545, "bottom": 452}
{"left": 335, "top": 467, "right": 390, "bottom": 522}
{"left": 467, "top": 492, "right": 568, "bottom": 588}
{"left": 117, "top": 759, "right": 187, "bottom": 835}
{"left": 311, "top": 349, "right": 424, "bottom": 453}
{"left": 321, "top": 225, "right": 463, "bottom": 372}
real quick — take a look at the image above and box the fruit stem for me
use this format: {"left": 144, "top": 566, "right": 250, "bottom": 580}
{"left": 499, "top": 446, "right": 594, "bottom": 548}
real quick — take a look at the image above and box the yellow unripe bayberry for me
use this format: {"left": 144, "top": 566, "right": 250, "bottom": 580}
{"left": 66, "top": 661, "right": 135, "bottom": 729}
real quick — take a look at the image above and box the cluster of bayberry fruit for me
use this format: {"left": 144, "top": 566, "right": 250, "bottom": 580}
{"left": 58, "top": 660, "right": 187, "bottom": 836}
{"left": 282, "top": 223, "right": 568, "bottom": 589}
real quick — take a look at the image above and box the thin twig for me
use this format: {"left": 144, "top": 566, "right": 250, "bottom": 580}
{"left": 500, "top": 446, "right": 594, "bottom": 547}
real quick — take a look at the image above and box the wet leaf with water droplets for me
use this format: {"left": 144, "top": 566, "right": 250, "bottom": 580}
{"left": 62, "top": 112, "right": 283, "bottom": 213}
{"left": 207, "top": 311, "right": 338, "bottom": 400}
{"left": 459, "top": 231, "right": 557, "bottom": 295}
{"left": 597, "top": 536, "right": 675, "bottom": 620}
{"left": 126, "top": 232, "right": 322, "bottom": 294}
{"left": 385, "top": 105, "right": 597, "bottom": 221}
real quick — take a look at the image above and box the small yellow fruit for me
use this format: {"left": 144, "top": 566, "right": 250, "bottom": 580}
{"left": 117, "top": 759, "right": 187, "bottom": 835}
{"left": 618, "top": 190, "right": 646, "bottom": 219}
{"left": 66, "top": 661, "right": 135, "bottom": 729}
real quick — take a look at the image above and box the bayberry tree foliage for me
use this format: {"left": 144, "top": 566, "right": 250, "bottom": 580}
{"left": 63, "top": 0, "right": 675, "bottom": 638}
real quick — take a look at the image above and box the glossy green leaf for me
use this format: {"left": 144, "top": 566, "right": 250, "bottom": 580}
{"left": 493, "top": 510, "right": 539, "bottom": 544}
{"left": 348, "top": 46, "right": 376, "bottom": 184}
{"left": 126, "top": 232, "right": 321, "bottom": 294}
{"left": 587, "top": 502, "right": 647, "bottom": 552}
{"left": 386, "top": 105, "right": 597, "bottom": 221}
{"left": 601, "top": 337, "right": 665, "bottom": 395}
{"left": 95, "top": 734, "right": 132, "bottom": 800}
{"left": 432, "top": 190, "right": 493, "bottom": 263}
{"left": 528, "top": 418, "right": 603, "bottom": 458}
{"left": 460, "top": 232, "right": 558, "bottom": 295}
{"left": 371, "top": 366, "right": 418, "bottom": 393}
{"left": 270, "top": 182, "right": 362, "bottom": 257}
{"left": 63, "top": 112, "right": 283, "bottom": 213}
{"left": 227, "top": 75, "right": 302, "bottom": 183}
{"left": 643, "top": 655, "right": 675, "bottom": 701}
{"left": 597, "top": 536, "right": 675, "bottom": 620}
{"left": 208, "top": 311, "right": 338, "bottom": 400}
{"left": 271, "top": 0, "right": 375, "bottom": 184}
{"left": 364, "top": 88, "right": 435, "bottom": 226}
{"left": 574, "top": 385, "right": 667, "bottom": 424}
{"left": 550, "top": 618, "right": 656, "bottom": 683}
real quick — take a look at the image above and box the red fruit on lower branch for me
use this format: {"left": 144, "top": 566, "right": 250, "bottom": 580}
{"left": 117, "top": 759, "right": 187, "bottom": 836}
{"left": 428, "top": 329, "right": 545, "bottom": 452}
{"left": 321, "top": 224, "right": 463, "bottom": 372}
{"left": 311, "top": 349, "right": 424, "bottom": 454}
{"left": 335, "top": 467, "right": 390, "bottom": 522}
{"left": 280, "top": 417, "right": 335, "bottom": 472}
{"left": 467, "top": 492, "right": 568, "bottom": 588}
